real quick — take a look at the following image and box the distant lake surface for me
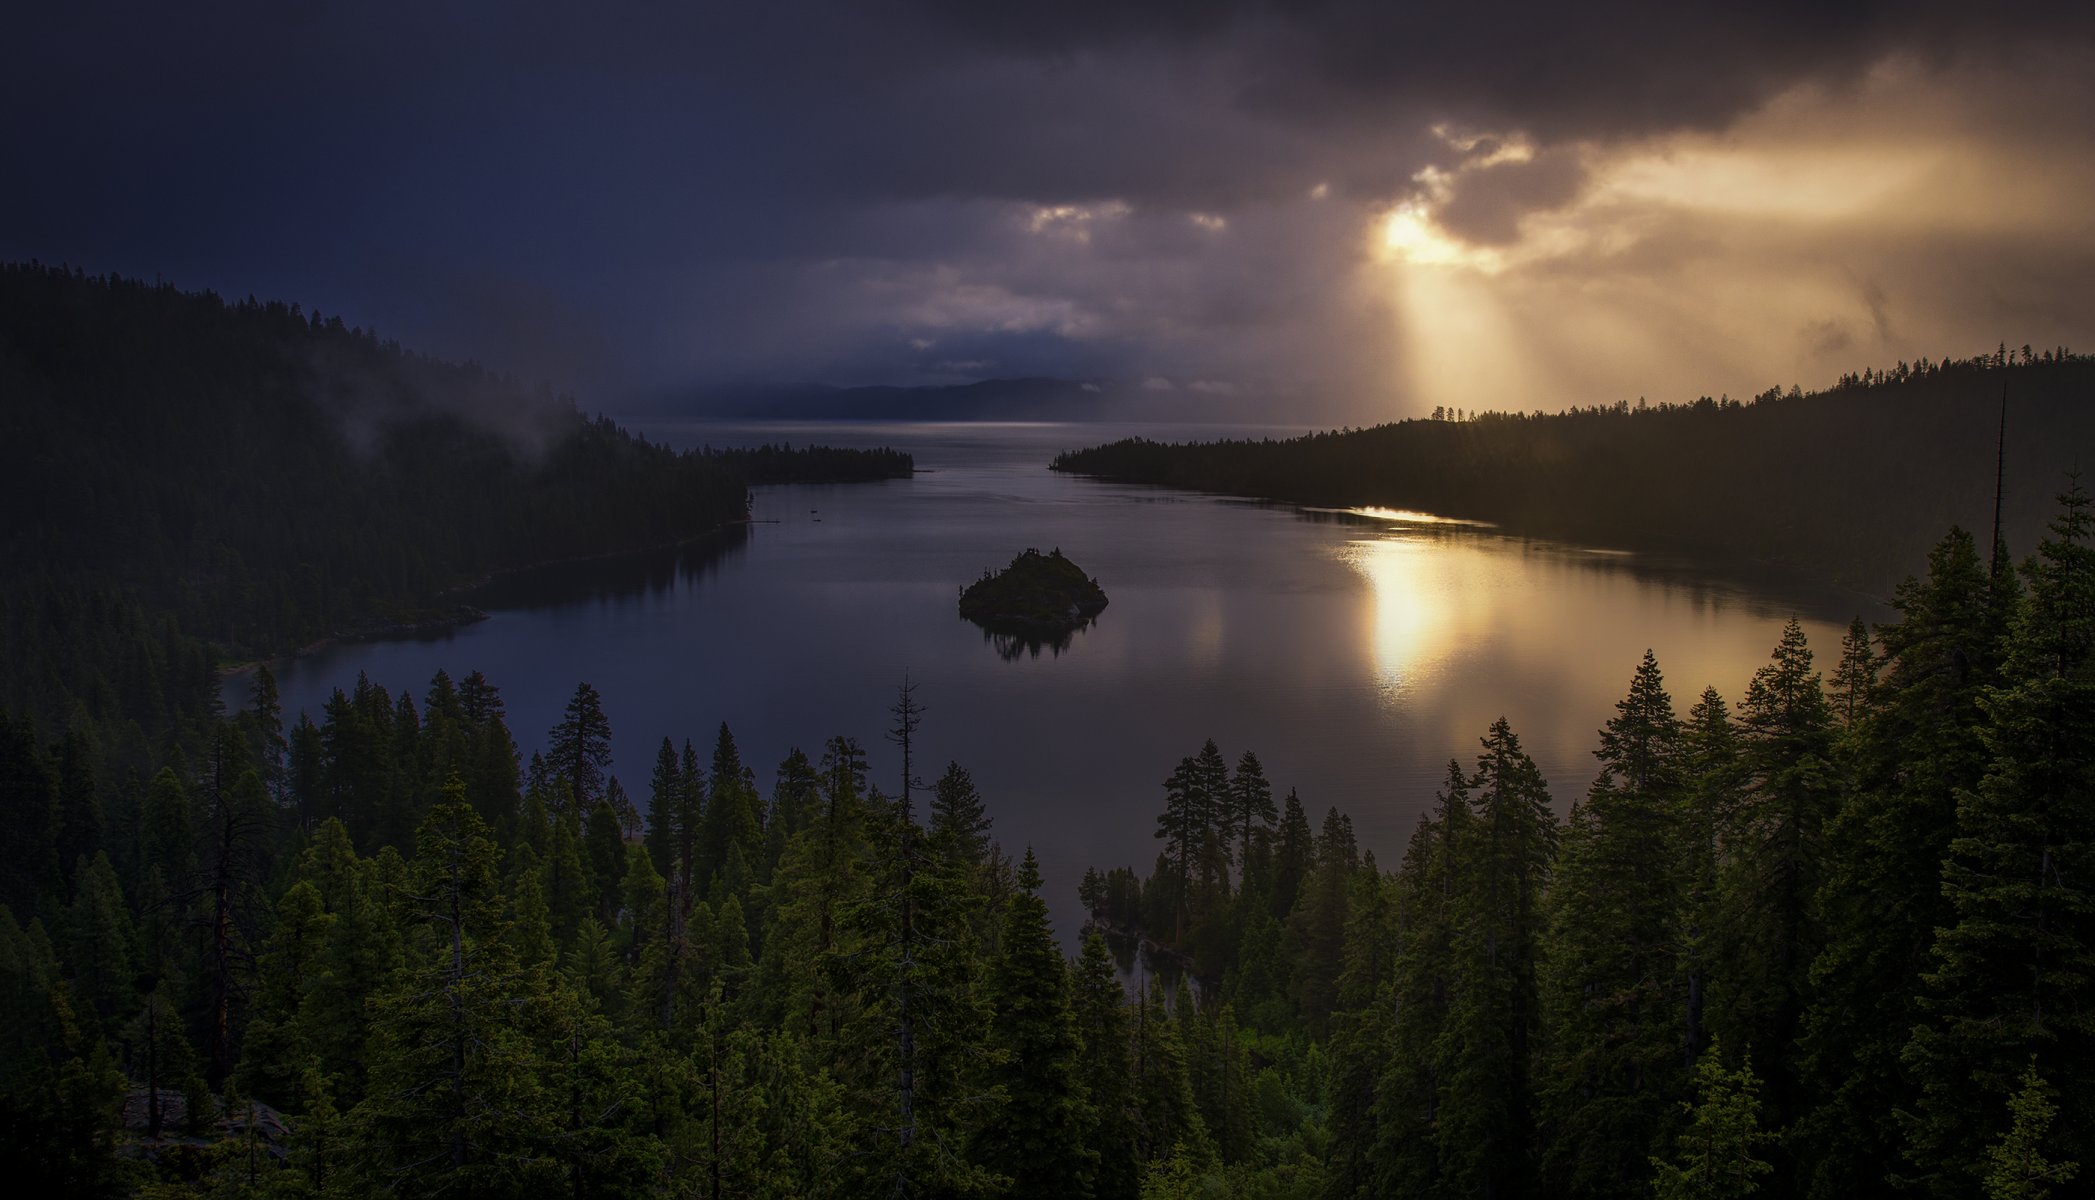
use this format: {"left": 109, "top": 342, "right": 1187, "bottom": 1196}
{"left": 229, "top": 420, "right": 1876, "bottom": 945}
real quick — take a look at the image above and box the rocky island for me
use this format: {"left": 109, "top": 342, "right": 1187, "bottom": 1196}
{"left": 958, "top": 548, "right": 1109, "bottom": 642}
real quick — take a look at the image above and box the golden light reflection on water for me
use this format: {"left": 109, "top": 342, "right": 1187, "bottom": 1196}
{"left": 1335, "top": 506, "right": 1496, "bottom": 527}
{"left": 1342, "top": 535, "right": 1512, "bottom": 695}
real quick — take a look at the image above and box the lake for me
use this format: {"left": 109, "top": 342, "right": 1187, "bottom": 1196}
{"left": 227, "top": 420, "right": 1876, "bottom": 947}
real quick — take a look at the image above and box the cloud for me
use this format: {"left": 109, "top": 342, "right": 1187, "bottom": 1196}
{"left": 3, "top": 2, "right": 2092, "bottom": 418}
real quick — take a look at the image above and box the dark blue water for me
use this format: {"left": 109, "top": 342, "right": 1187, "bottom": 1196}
{"left": 226, "top": 420, "right": 1871, "bottom": 945}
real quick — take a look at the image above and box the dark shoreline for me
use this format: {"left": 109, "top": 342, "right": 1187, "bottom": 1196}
{"left": 216, "top": 520, "right": 752, "bottom": 681}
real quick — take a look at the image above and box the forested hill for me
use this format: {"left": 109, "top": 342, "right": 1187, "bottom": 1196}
{"left": 1051, "top": 350, "right": 2095, "bottom": 597}
{"left": 0, "top": 263, "right": 910, "bottom": 760}
{"left": 1, "top": 495, "right": 2088, "bottom": 1196}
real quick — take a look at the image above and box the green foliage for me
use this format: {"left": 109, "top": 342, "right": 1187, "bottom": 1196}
{"left": 1903, "top": 482, "right": 2095, "bottom": 1194}
{"left": 980, "top": 849, "right": 1097, "bottom": 1196}
{"left": 1984, "top": 1059, "right": 2080, "bottom": 1200}
{"left": 1648, "top": 1041, "right": 1773, "bottom": 1200}
{"left": 1539, "top": 652, "right": 1689, "bottom": 1198}
{"left": 3, "top": 491, "right": 2093, "bottom": 1194}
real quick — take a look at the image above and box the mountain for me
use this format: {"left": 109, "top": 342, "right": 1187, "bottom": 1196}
{"left": 692, "top": 376, "right": 1114, "bottom": 421}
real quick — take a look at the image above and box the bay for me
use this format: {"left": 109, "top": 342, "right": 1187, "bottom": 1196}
{"left": 227, "top": 419, "right": 1873, "bottom": 948}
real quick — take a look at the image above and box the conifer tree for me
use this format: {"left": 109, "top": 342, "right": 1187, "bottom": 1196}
{"left": 837, "top": 786, "right": 994, "bottom": 1197}
{"left": 1271, "top": 789, "right": 1314, "bottom": 920}
{"left": 1129, "top": 982, "right": 1211, "bottom": 1167}
{"left": 1540, "top": 651, "right": 1687, "bottom": 1197}
{"left": 1372, "top": 761, "right": 1469, "bottom": 1197}
{"left": 235, "top": 877, "right": 334, "bottom": 1106}
{"left": 1799, "top": 528, "right": 2011, "bottom": 1197}
{"left": 1439, "top": 718, "right": 1556, "bottom": 1198}
{"left": 60, "top": 853, "right": 133, "bottom": 1035}
{"left": 1320, "top": 864, "right": 1396, "bottom": 1198}
{"left": 1227, "top": 751, "right": 1277, "bottom": 874}
{"left": 980, "top": 849, "right": 1096, "bottom": 1196}
{"left": 1156, "top": 755, "right": 1206, "bottom": 944}
{"left": 1903, "top": 485, "right": 2095, "bottom": 1194}
{"left": 1715, "top": 619, "right": 1834, "bottom": 1138}
{"left": 1072, "top": 929, "right": 1141, "bottom": 1200}
{"left": 1292, "top": 805, "right": 1359, "bottom": 1032}
{"left": 930, "top": 760, "right": 993, "bottom": 872}
{"left": 352, "top": 783, "right": 560, "bottom": 1196}
{"left": 541, "top": 807, "right": 594, "bottom": 948}
{"left": 1649, "top": 1041, "right": 1772, "bottom": 1200}
{"left": 700, "top": 724, "right": 760, "bottom": 897}
{"left": 646, "top": 736, "right": 681, "bottom": 878}
{"left": 547, "top": 681, "right": 613, "bottom": 814}
{"left": 458, "top": 670, "right": 521, "bottom": 845}
{"left": 583, "top": 796, "right": 627, "bottom": 925}
{"left": 1983, "top": 1060, "right": 2079, "bottom": 1200}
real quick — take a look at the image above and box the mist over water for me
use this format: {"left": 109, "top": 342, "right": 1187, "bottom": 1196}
{"left": 230, "top": 420, "right": 1868, "bottom": 946}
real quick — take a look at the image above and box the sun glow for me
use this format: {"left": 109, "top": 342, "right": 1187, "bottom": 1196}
{"left": 1380, "top": 202, "right": 1502, "bottom": 270}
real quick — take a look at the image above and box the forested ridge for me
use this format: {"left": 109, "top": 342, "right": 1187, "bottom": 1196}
{"left": 0, "top": 480, "right": 2088, "bottom": 1197}
{"left": 0, "top": 263, "right": 910, "bottom": 767}
{"left": 1050, "top": 349, "right": 2095, "bottom": 600}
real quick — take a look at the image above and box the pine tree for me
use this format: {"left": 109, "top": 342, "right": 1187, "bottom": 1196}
{"left": 583, "top": 795, "right": 627, "bottom": 925}
{"left": 235, "top": 878, "right": 334, "bottom": 1107}
{"left": 1983, "top": 1059, "right": 2079, "bottom": 1200}
{"left": 541, "top": 806, "right": 594, "bottom": 949}
{"left": 1321, "top": 865, "right": 1396, "bottom": 1198}
{"left": 1129, "top": 982, "right": 1210, "bottom": 1167}
{"left": 1677, "top": 686, "right": 1743, "bottom": 1071}
{"left": 547, "top": 681, "right": 613, "bottom": 814}
{"left": 1439, "top": 718, "right": 1557, "bottom": 1198}
{"left": 351, "top": 783, "right": 561, "bottom": 1196}
{"left": 1156, "top": 755, "right": 1205, "bottom": 944}
{"left": 930, "top": 760, "right": 993, "bottom": 872}
{"left": 1372, "top": 761, "right": 1469, "bottom": 1198}
{"left": 1227, "top": 751, "right": 1277, "bottom": 876}
{"left": 1903, "top": 485, "right": 2095, "bottom": 1194}
{"left": 458, "top": 670, "right": 521, "bottom": 845}
{"left": 700, "top": 724, "right": 760, "bottom": 897}
{"left": 293, "top": 818, "right": 400, "bottom": 1105}
{"left": 1798, "top": 528, "right": 2011, "bottom": 1197}
{"left": 645, "top": 737, "right": 681, "bottom": 879}
{"left": 1540, "top": 651, "right": 1687, "bottom": 1198}
{"left": 1649, "top": 1041, "right": 1772, "bottom": 1200}
{"left": 980, "top": 849, "right": 1097, "bottom": 1196}
{"left": 1073, "top": 929, "right": 1141, "bottom": 1200}
{"left": 1714, "top": 619, "right": 1835, "bottom": 1140}
{"left": 1271, "top": 789, "right": 1314, "bottom": 920}
{"left": 60, "top": 852, "right": 133, "bottom": 1035}
{"left": 836, "top": 788, "right": 994, "bottom": 1197}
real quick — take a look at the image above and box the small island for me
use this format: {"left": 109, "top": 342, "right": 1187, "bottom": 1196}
{"left": 958, "top": 548, "right": 1109, "bottom": 649}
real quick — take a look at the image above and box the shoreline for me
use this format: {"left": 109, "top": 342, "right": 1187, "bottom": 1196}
{"left": 216, "top": 520, "right": 752, "bottom": 682}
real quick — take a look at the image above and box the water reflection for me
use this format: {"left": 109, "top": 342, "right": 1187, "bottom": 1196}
{"left": 236, "top": 420, "right": 1880, "bottom": 949}
{"left": 977, "top": 620, "right": 1096, "bottom": 661}
{"left": 466, "top": 528, "right": 750, "bottom": 610}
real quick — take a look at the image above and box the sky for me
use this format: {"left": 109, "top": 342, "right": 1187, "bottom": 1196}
{"left": 6, "top": 1, "right": 2093, "bottom": 419}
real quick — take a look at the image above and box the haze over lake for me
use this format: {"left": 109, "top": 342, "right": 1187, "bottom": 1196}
{"left": 230, "top": 420, "right": 1866, "bottom": 940}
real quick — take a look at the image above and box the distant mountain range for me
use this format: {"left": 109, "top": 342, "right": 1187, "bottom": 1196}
{"left": 692, "top": 377, "right": 1115, "bottom": 421}
{"left": 683, "top": 376, "right": 1305, "bottom": 423}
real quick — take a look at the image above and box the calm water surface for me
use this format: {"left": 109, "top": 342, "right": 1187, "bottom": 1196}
{"left": 230, "top": 421, "right": 1875, "bottom": 944}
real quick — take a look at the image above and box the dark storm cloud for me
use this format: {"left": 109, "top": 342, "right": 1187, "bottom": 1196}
{"left": 919, "top": 0, "right": 2095, "bottom": 140}
{"left": 1432, "top": 150, "right": 1590, "bottom": 247}
{"left": 3, "top": 0, "right": 2092, "bottom": 411}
